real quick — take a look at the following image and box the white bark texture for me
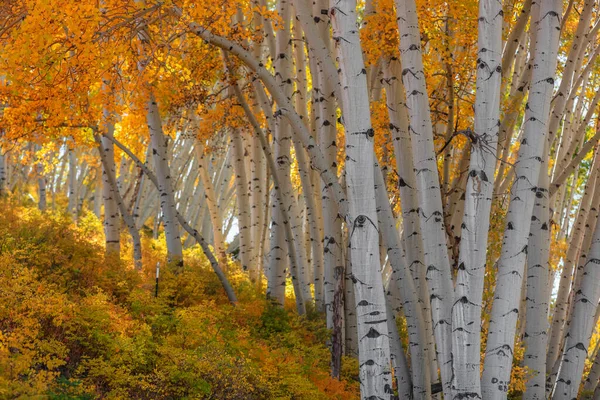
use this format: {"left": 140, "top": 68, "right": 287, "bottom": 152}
{"left": 523, "top": 153, "right": 551, "bottom": 400}
{"left": 547, "top": 158, "right": 600, "bottom": 371}
{"left": 382, "top": 58, "right": 437, "bottom": 381}
{"left": 101, "top": 120, "right": 121, "bottom": 257}
{"left": 553, "top": 217, "right": 600, "bottom": 399}
{"left": 330, "top": 0, "right": 392, "bottom": 397}
{"left": 481, "top": 1, "right": 561, "bottom": 398}
{"left": 374, "top": 163, "right": 431, "bottom": 399}
{"left": 395, "top": 0, "right": 454, "bottom": 395}
{"left": 451, "top": 0, "right": 502, "bottom": 397}
{"left": 146, "top": 94, "right": 184, "bottom": 266}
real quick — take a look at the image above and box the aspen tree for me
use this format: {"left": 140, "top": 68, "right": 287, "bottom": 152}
{"left": 395, "top": 0, "right": 454, "bottom": 394}
{"left": 330, "top": 0, "right": 392, "bottom": 396}
{"left": 451, "top": 0, "right": 502, "bottom": 396}
{"left": 482, "top": 2, "right": 562, "bottom": 397}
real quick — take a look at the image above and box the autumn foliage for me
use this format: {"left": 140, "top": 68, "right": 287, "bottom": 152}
{"left": 0, "top": 201, "right": 358, "bottom": 399}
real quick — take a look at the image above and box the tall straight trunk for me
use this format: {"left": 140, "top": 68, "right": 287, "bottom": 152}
{"left": 101, "top": 119, "right": 121, "bottom": 257}
{"left": 230, "top": 128, "right": 253, "bottom": 276}
{"left": 481, "top": 1, "right": 561, "bottom": 398}
{"left": 382, "top": 57, "right": 436, "bottom": 387}
{"left": 547, "top": 158, "right": 600, "bottom": 371}
{"left": 93, "top": 168, "right": 102, "bottom": 218}
{"left": 0, "top": 151, "right": 6, "bottom": 197}
{"left": 317, "top": 61, "right": 343, "bottom": 327}
{"left": 501, "top": 0, "right": 532, "bottom": 77}
{"left": 229, "top": 78, "right": 308, "bottom": 313}
{"left": 330, "top": 1, "right": 392, "bottom": 397}
{"left": 451, "top": 0, "right": 502, "bottom": 397}
{"left": 384, "top": 280, "right": 413, "bottom": 399}
{"left": 310, "top": 0, "right": 344, "bottom": 324}
{"left": 553, "top": 221, "right": 600, "bottom": 399}
{"left": 523, "top": 152, "right": 551, "bottom": 400}
{"left": 394, "top": 0, "right": 453, "bottom": 394}
{"left": 584, "top": 339, "right": 600, "bottom": 394}
{"left": 146, "top": 94, "right": 184, "bottom": 267}
{"left": 67, "top": 148, "right": 77, "bottom": 217}
{"left": 344, "top": 248, "right": 358, "bottom": 358}
{"left": 36, "top": 147, "right": 47, "bottom": 211}
{"left": 270, "top": 0, "right": 311, "bottom": 303}
{"left": 133, "top": 145, "right": 152, "bottom": 228}
{"left": 374, "top": 163, "right": 431, "bottom": 399}
{"left": 546, "top": 0, "right": 594, "bottom": 146}
{"left": 249, "top": 133, "right": 266, "bottom": 274}
{"left": 266, "top": 188, "right": 288, "bottom": 305}
{"left": 292, "top": 19, "right": 325, "bottom": 309}
{"left": 195, "top": 142, "right": 226, "bottom": 264}
{"left": 95, "top": 134, "right": 143, "bottom": 270}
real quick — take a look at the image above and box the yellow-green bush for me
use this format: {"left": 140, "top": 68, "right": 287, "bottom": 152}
{"left": 0, "top": 203, "right": 359, "bottom": 399}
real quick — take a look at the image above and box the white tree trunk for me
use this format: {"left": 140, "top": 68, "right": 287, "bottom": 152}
{"left": 195, "top": 142, "right": 226, "bottom": 264}
{"left": 553, "top": 218, "right": 600, "bottom": 399}
{"left": 374, "top": 162, "right": 431, "bottom": 399}
{"left": 547, "top": 157, "right": 600, "bottom": 372}
{"left": 95, "top": 133, "right": 143, "bottom": 270}
{"left": 330, "top": 1, "right": 392, "bottom": 397}
{"left": 67, "top": 148, "right": 77, "bottom": 217}
{"left": 481, "top": 1, "right": 561, "bottom": 398}
{"left": 451, "top": 0, "right": 502, "bottom": 396}
{"left": 382, "top": 58, "right": 437, "bottom": 382}
{"left": 101, "top": 120, "right": 121, "bottom": 257}
{"left": 146, "top": 94, "right": 184, "bottom": 266}
{"left": 523, "top": 152, "right": 551, "bottom": 400}
{"left": 0, "top": 151, "right": 6, "bottom": 197}
{"left": 36, "top": 147, "right": 47, "bottom": 211}
{"left": 394, "top": 0, "right": 454, "bottom": 394}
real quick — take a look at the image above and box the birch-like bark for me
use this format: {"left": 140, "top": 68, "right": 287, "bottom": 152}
{"left": 229, "top": 78, "right": 308, "bottom": 313}
{"left": 178, "top": 9, "right": 350, "bottom": 221}
{"left": 292, "top": 19, "right": 325, "bottom": 309}
{"left": 547, "top": 155, "right": 600, "bottom": 371}
{"left": 330, "top": 0, "right": 392, "bottom": 396}
{"left": 374, "top": 162, "right": 431, "bottom": 399}
{"left": 67, "top": 148, "right": 77, "bottom": 217}
{"left": 546, "top": 0, "right": 594, "bottom": 146}
{"left": 395, "top": 0, "right": 453, "bottom": 394}
{"left": 553, "top": 220, "right": 600, "bottom": 399}
{"left": 146, "top": 95, "right": 184, "bottom": 267}
{"left": 94, "top": 133, "right": 143, "bottom": 270}
{"left": 312, "top": 21, "right": 344, "bottom": 326}
{"left": 451, "top": 0, "right": 502, "bottom": 396}
{"left": 382, "top": 57, "right": 437, "bottom": 385}
{"left": 584, "top": 337, "right": 600, "bottom": 394}
{"left": 523, "top": 152, "right": 551, "bottom": 400}
{"left": 501, "top": 0, "right": 532, "bottom": 77}
{"left": 230, "top": 128, "right": 253, "bottom": 277}
{"left": 249, "top": 133, "right": 266, "bottom": 274}
{"left": 93, "top": 168, "right": 102, "bottom": 218}
{"left": 481, "top": 2, "right": 561, "bottom": 398}
{"left": 0, "top": 151, "right": 6, "bottom": 197}
{"left": 107, "top": 135, "right": 237, "bottom": 303}
{"left": 101, "top": 120, "right": 120, "bottom": 257}
{"left": 36, "top": 147, "right": 47, "bottom": 211}
{"left": 384, "top": 280, "right": 413, "bottom": 399}
{"left": 195, "top": 142, "right": 226, "bottom": 264}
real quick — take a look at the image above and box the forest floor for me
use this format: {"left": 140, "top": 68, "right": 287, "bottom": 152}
{"left": 0, "top": 200, "right": 359, "bottom": 399}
